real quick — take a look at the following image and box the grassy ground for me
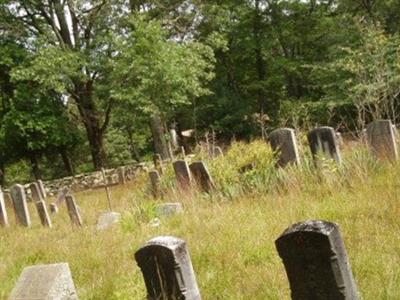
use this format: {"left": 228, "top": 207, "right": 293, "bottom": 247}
{"left": 1, "top": 140, "right": 400, "bottom": 299}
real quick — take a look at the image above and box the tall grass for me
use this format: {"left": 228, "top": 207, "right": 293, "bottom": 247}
{"left": 1, "top": 139, "right": 400, "bottom": 299}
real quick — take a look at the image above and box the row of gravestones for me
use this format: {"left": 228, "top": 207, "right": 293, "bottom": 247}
{"left": 0, "top": 183, "right": 83, "bottom": 228}
{"left": 8, "top": 219, "right": 359, "bottom": 299}
{"left": 269, "top": 120, "right": 398, "bottom": 167}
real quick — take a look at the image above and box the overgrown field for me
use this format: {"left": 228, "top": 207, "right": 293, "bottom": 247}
{"left": 1, "top": 140, "right": 400, "bottom": 299}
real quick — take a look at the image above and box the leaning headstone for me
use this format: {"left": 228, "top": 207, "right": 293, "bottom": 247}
{"left": 10, "top": 184, "right": 31, "bottom": 227}
{"left": 155, "top": 203, "right": 183, "bottom": 217}
{"left": 275, "top": 220, "right": 358, "bottom": 300}
{"left": 9, "top": 263, "right": 78, "bottom": 300}
{"left": 0, "top": 191, "right": 9, "bottom": 227}
{"left": 117, "top": 166, "right": 126, "bottom": 184}
{"left": 307, "top": 127, "right": 342, "bottom": 165}
{"left": 269, "top": 128, "right": 301, "bottom": 167}
{"left": 37, "top": 179, "right": 47, "bottom": 199}
{"left": 96, "top": 212, "right": 121, "bottom": 231}
{"left": 366, "top": 120, "right": 398, "bottom": 161}
{"left": 50, "top": 187, "right": 70, "bottom": 214}
{"left": 149, "top": 170, "right": 162, "bottom": 198}
{"left": 30, "top": 182, "right": 43, "bottom": 202}
{"left": 35, "top": 200, "right": 52, "bottom": 228}
{"left": 65, "top": 195, "right": 83, "bottom": 227}
{"left": 49, "top": 203, "right": 59, "bottom": 214}
{"left": 135, "top": 236, "right": 201, "bottom": 300}
{"left": 189, "top": 161, "right": 216, "bottom": 193}
{"left": 173, "top": 160, "right": 192, "bottom": 189}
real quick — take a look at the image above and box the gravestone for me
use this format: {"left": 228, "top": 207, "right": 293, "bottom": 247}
{"left": 366, "top": 120, "right": 398, "bottom": 161}
{"left": 96, "top": 212, "right": 121, "bottom": 231}
{"left": 149, "top": 170, "right": 162, "bottom": 198}
{"left": 30, "top": 182, "right": 43, "bottom": 202}
{"left": 37, "top": 179, "right": 47, "bottom": 199}
{"left": 135, "top": 236, "right": 201, "bottom": 300}
{"left": 51, "top": 187, "right": 70, "bottom": 214}
{"left": 35, "top": 200, "right": 52, "bottom": 228}
{"left": 307, "top": 127, "right": 342, "bottom": 165}
{"left": 155, "top": 203, "right": 183, "bottom": 217}
{"left": 269, "top": 128, "right": 301, "bottom": 167}
{"left": 117, "top": 166, "right": 126, "bottom": 184}
{"left": 189, "top": 161, "right": 216, "bottom": 193}
{"left": 9, "top": 263, "right": 78, "bottom": 300}
{"left": 65, "top": 195, "right": 83, "bottom": 227}
{"left": 50, "top": 203, "right": 59, "bottom": 214}
{"left": 275, "top": 220, "right": 358, "bottom": 300}
{"left": 10, "top": 184, "right": 31, "bottom": 227}
{"left": 0, "top": 191, "right": 9, "bottom": 227}
{"left": 173, "top": 160, "right": 192, "bottom": 189}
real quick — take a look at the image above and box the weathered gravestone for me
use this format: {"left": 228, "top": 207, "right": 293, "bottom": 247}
{"left": 275, "top": 220, "right": 358, "bottom": 300}
{"left": 117, "top": 166, "right": 126, "bottom": 184}
{"left": 96, "top": 212, "right": 121, "bottom": 231}
{"left": 155, "top": 203, "right": 183, "bottom": 217}
{"left": 173, "top": 160, "right": 192, "bottom": 189}
{"left": 135, "top": 236, "right": 201, "bottom": 300}
{"left": 307, "top": 127, "right": 342, "bottom": 165}
{"left": 189, "top": 161, "right": 216, "bottom": 193}
{"left": 269, "top": 128, "right": 301, "bottom": 167}
{"left": 10, "top": 184, "right": 31, "bottom": 227}
{"left": 0, "top": 190, "right": 9, "bottom": 227}
{"left": 65, "top": 195, "right": 83, "bottom": 227}
{"left": 30, "top": 182, "right": 52, "bottom": 227}
{"left": 149, "top": 170, "right": 162, "bottom": 198}
{"left": 37, "top": 179, "right": 47, "bottom": 199}
{"left": 50, "top": 187, "right": 70, "bottom": 214}
{"left": 366, "top": 120, "right": 398, "bottom": 161}
{"left": 9, "top": 263, "right": 78, "bottom": 300}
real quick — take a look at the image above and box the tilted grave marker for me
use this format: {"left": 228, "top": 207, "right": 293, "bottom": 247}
{"left": 117, "top": 166, "right": 126, "bottom": 184}
{"left": 269, "top": 128, "right": 301, "bottom": 167}
{"left": 37, "top": 179, "right": 47, "bottom": 199}
{"left": 30, "top": 182, "right": 52, "bottom": 227}
{"left": 135, "top": 236, "right": 201, "bottom": 300}
{"left": 275, "top": 220, "right": 358, "bottom": 300}
{"left": 307, "top": 127, "right": 342, "bottom": 165}
{"left": 9, "top": 263, "right": 78, "bottom": 300}
{"left": 173, "top": 160, "right": 192, "bottom": 189}
{"left": 0, "top": 191, "right": 9, "bottom": 227}
{"left": 149, "top": 170, "right": 162, "bottom": 198}
{"left": 65, "top": 195, "right": 83, "bottom": 227}
{"left": 189, "top": 161, "right": 216, "bottom": 193}
{"left": 10, "top": 184, "right": 31, "bottom": 227}
{"left": 366, "top": 120, "right": 398, "bottom": 161}
{"left": 50, "top": 187, "right": 70, "bottom": 214}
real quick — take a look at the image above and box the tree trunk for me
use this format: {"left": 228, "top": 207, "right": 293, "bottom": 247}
{"left": 0, "top": 163, "right": 5, "bottom": 187}
{"left": 149, "top": 114, "right": 170, "bottom": 160}
{"left": 29, "top": 152, "right": 41, "bottom": 180}
{"left": 59, "top": 147, "right": 74, "bottom": 176}
{"left": 127, "top": 129, "right": 141, "bottom": 162}
{"left": 73, "top": 80, "right": 108, "bottom": 170}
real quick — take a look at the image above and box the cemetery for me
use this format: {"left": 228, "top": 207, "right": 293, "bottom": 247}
{"left": 1, "top": 121, "right": 400, "bottom": 299}
{"left": 1, "top": 1, "right": 400, "bottom": 299}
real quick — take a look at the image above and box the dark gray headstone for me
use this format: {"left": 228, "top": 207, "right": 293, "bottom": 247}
{"left": 37, "top": 179, "right": 47, "bottom": 199}
{"left": 269, "top": 128, "right": 301, "bottom": 167}
{"left": 65, "top": 195, "right": 83, "bottom": 227}
{"left": 307, "top": 127, "right": 342, "bottom": 165}
{"left": 9, "top": 263, "right": 78, "bottom": 299}
{"left": 149, "top": 170, "right": 162, "bottom": 198}
{"left": 135, "top": 236, "right": 201, "bottom": 300}
{"left": 96, "top": 212, "right": 121, "bottom": 231}
{"left": 366, "top": 120, "right": 398, "bottom": 161}
{"left": 35, "top": 200, "right": 52, "bottom": 228}
{"left": 0, "top": 191, "right": 9, "bottom": 227}
{"left": 173, "top": 160, "right": 192, "bottom": 189}
{"left": 189, "top": 161, "right": 216, "bottom": 193}
{"left": 275, "top": 220, "right": 358, "bottom": 300}
{"left": 30, "top": 182, "right": 43, "bottom": 202}
{"left": 117, "top": 166, "right": 126, "bottom": 184}
{"left": 10, "top": 184, "right": 31, "bottom": 227}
